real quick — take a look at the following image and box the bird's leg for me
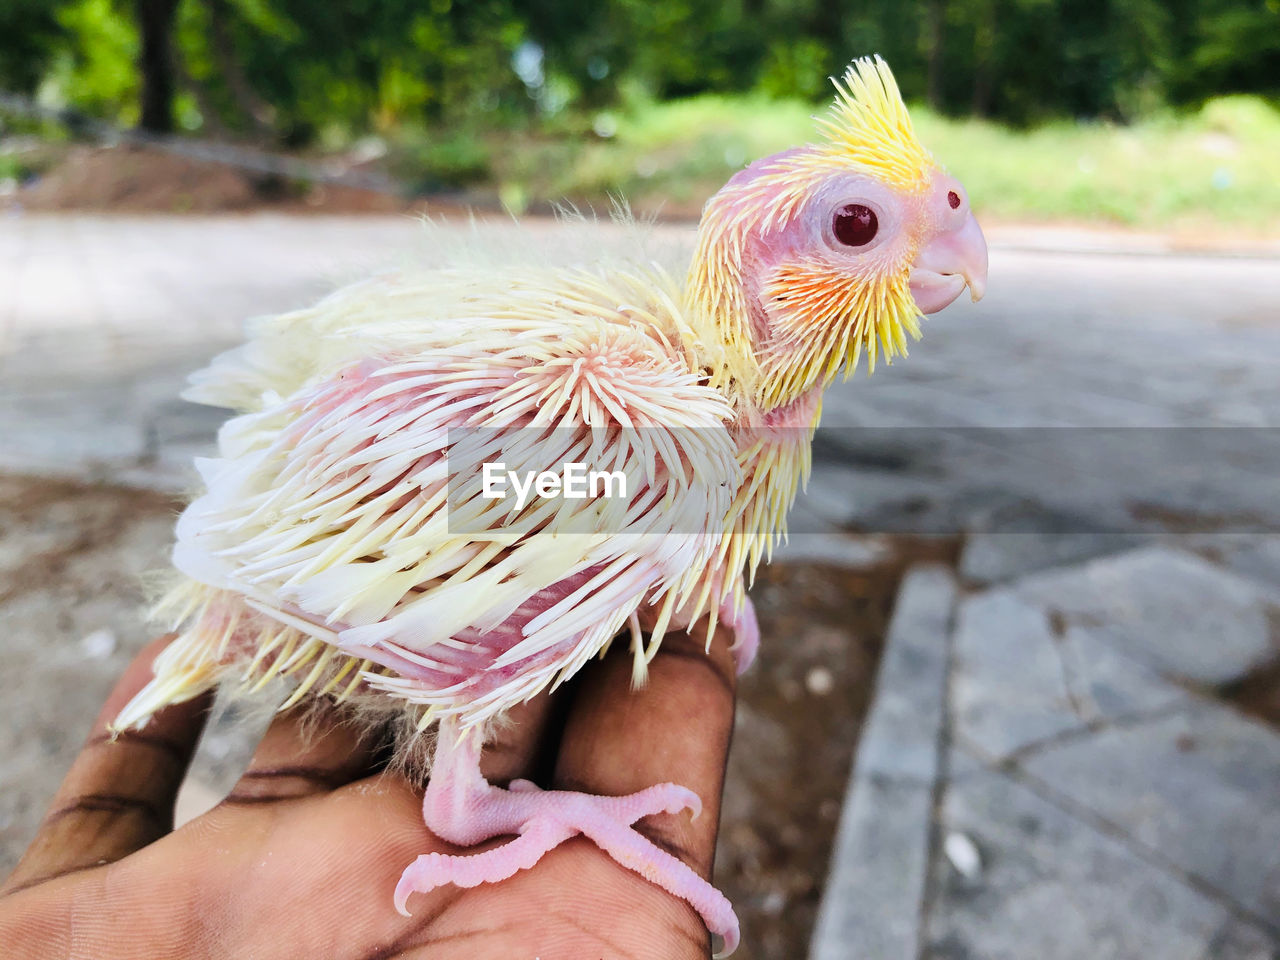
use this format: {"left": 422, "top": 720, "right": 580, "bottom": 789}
{"left": 395, "top": 718, "right": 740, "bottom": 955}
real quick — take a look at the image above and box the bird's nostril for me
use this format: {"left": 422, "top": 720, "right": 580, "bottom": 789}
{"left": 947, "top": 190, "right": 961, "bottom": 210}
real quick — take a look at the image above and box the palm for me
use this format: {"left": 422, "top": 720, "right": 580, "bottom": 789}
{"left": 164, "top": 775, "right": 713, "bottom": 960}
{"left": 1, "top": 627, "right": 735, "bottom": 960}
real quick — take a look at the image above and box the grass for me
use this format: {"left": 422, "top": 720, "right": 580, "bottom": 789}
{"left": 419, "top": 93, "right": 1280, "bottom": 233}
{"left": 915, "top": 96, "right": 1280, "bottom": 231}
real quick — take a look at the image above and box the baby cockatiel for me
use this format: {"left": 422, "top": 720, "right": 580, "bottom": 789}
{"left": 114, "top": 57, "right": 986, "bottom": 954}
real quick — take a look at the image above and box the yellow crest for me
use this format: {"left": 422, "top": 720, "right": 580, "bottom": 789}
{"left": 812, "top": 56, "right": 933, "bottom": 191}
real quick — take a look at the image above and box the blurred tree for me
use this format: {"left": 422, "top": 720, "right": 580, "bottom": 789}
{"left": 41, "top": 0, "right": 141, "bottom": 126}
{"left": 923, "top": 0, "right": 945, "bottom": 109}
{"left": 175, "top": 0, "right": 527, "bottom": 141}
{"left": 1178, "top": 0, "right": 1280, "bottom": 102}
{"left": 1, "top": 0, "right": 1277, "bottom": 142}
{"left": 135, "top": 0, "right": 180, "bottom": 131}
{"left": 201, "top": 0, "right": 275, "bottom": 135}
{"left": 0, "top": 1, "right": 65, "bottom": 94}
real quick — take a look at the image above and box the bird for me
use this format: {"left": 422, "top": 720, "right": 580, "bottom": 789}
{"left": 111, "top": 56, "right": 987, "bottom": 956}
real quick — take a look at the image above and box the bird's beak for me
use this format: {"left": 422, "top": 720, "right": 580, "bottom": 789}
{"left": 909, "top": 212, "right": 989, "bottom": 314}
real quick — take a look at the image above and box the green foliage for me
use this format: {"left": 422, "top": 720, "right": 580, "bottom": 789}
{"left": 4, "top": 0, "right": 1280, "bottom": 141}
{"left": 199, "top": 0, "right": 527, "bottom": 138}
{"left": 756, "top": 40, "right": 834, "bottom": 101}
{"left": 41, "top": 0, "right": 140, "bottom": 125}
{"left": 1, "top": 0, "right": 1277, "bottom": 234}
{"left": 518, "top": 93, "right": 815, "bottom": 206}
{"left": 391, "top": 128, "right": 493, "bottom": 190}
{"left": 1184, "top": 1, "right": 1280, "bottom": 99}
{"left": 916, "top": 95, "right": 1280, "bottom": 227}
{"left": 0, "top": 154, "right": 29, "bottom": 182}
{"left": 474, "top": 91, "right": 1280, "bottom": 230}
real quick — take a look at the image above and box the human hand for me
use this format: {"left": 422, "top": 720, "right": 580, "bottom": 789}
{"left": 0, "top": 624, "right": 737, "bottom": 959}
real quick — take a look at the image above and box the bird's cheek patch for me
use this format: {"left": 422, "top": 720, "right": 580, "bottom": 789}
{"left": 761, "top": 257, "right": 896, "bottom": 341}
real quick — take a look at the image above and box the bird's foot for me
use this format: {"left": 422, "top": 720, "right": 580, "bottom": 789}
{"left": 395, "top": 725, "right": 739, "bottom": 955}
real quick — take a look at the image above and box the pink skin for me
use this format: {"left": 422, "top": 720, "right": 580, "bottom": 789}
{"left": 396, "top": 718, "right": 741, "bottom": 957}
{"left": 272, "top": 365, "right": 752, "bottom": 951}
{"left": 725, "top": 150, "right": 989, "bottom": 347}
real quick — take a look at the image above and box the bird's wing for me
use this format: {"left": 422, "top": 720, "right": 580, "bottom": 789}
{"left": 185, "top": 250, "right": 701, "bottom": 416}
{"left": 165, "top": 290, "right": 738, "bottom": 728}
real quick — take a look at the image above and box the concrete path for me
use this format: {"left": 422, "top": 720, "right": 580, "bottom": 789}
{"left": 1, "top": 214, "right": 431, "bottom": 486}
{"left": 5, "top": 214, "right": 1279, "bottom": 530}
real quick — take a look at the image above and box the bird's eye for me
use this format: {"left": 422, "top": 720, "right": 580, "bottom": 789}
{"left": 948, "top": 190, "right": 961, "bottom": 209}
{"left": 832, "top": 204, "right": 878, "bottom": 247}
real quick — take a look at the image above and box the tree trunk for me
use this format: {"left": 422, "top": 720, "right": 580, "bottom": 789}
{"left": 136, "top": 0, "right": 180, "bottom": 133}
{"left": 925, "top": 0, "right": 946, "bottom": 110}
{"left": 205, "top": 0, "right": 276, "bottom": 138}
{"left": 970, "top": 0, "right": 997, "bottom": 118}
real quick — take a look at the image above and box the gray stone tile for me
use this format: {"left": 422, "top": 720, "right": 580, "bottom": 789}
{"left": 1225, "top": 538, "right": 1280, "bottom": 589}
{"left": 1060, "top": 625, "right": 1188, "bottom": 720}
{"left": 1191, "top": 535, "right": 1280, "bottom": 591}
{"left": 811, "top": 566, "right": 957, "bottom": 960}
{"left": 927, "top": 769, "right": 1277, "bottom": 960}
{"left": 1020, "top": 703, "right": 1280, "bottom": 921}
{"left": 855, "top": 566, "right": 956, "bottom": 782}
{"left": 795, "top": 464, "right": 862, "bottom": 529}
{"left": 946, "top": 744, "right": 989, "bottom": 782}
{"left": 1200, "top": 916, "right": 1280, "bottom": 960}
{"left": 811, "top": 776, "right": 934, "bottom": 960}
{"left": 960, "top": 532, "right": 1151, "bottom": 586}
{"left": 952, "top": 588, "right": 1087, "bottom": 759}
{"left": 1013, "top": 545, "right": 1280, "bottom": 686}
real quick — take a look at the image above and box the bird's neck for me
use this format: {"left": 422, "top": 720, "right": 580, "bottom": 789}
{"left": 685, "top": 200, "right": 830, "bottom": 416}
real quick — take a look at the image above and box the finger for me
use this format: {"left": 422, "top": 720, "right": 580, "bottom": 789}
{"left": 3, "top": 634, "right": 213, "bottom": 895}
{"left": 477, "top": 690, "right": 559, "bottom": 784}
{"left": 223, "top": 699, "right": 387, "bottom": 805}
{"left": 555, "top": 616, "right": 737, "bottom": 879}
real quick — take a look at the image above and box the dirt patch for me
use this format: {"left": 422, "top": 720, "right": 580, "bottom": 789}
{"left": 1221, "top": 659, "right": 1280, "bottom": 729}
{"left": 1217, "top": 606, "right": 1280, "bottom": 729}
{"left": 716, "top": 535, "right": 960, "bottom": 959}
{"left": 9, "top": 144, "right": 416, "bottom": 214}
{"left": 0, "top": 474, "right": 181, "bottom": 874}
{"left": 0, "top": 473, "right": 180, "bottom": 602}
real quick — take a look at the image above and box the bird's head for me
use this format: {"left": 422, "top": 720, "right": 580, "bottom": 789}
{"left": 688, "top": 56, "right": 988, "bottom": 411}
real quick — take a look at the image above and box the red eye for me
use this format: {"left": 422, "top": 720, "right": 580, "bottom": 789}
{"left": 947, "top": 190, "right": 961, "bottom": 209}
{"left": 832, "top": 204, "right": 878, "bottom": 247}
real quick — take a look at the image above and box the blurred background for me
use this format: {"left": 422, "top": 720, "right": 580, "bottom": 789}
{"left": 1, "top": 0, "right": 1278, "bottom": 229}
{"left": 2, "top": 4, "right": 1280, "bottom": 960}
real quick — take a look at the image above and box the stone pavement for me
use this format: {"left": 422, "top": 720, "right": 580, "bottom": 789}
{"left": 812, "top": 544, "right": 1280, "bottom": 959}
{"left": 3, "top": 214, "right": 1280, "bottom": 956}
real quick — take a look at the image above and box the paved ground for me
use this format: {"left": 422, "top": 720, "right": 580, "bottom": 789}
{"left": 2, "top": 214, "right": 1278, "bottom": 958}
{"left": 812, "top": 546, "right": 1280, "bottom": 960}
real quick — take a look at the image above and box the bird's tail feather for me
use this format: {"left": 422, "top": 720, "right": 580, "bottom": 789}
{"left": 110, "top": 581, "right": 406, "bottom": 740}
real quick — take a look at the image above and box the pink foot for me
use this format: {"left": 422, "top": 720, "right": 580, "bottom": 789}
{"left": 395, "top": 721, "right": 741, "bottom": 956}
